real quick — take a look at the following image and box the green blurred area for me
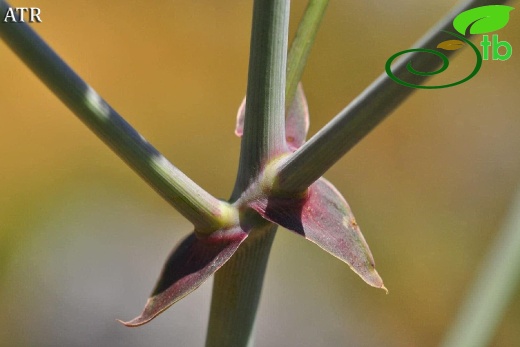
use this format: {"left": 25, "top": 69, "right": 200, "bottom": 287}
{"left": 1, "top": 1, "right": 519, "bottom": 346}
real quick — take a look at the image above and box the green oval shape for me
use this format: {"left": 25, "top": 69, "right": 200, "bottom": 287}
{"left": 453, "top": 5, "right": 515, "bottom": 35}
{"left": 385, "top": 31, "right": 482, "bottom": 89}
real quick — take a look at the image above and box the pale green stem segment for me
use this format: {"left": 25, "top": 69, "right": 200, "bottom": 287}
{"left": 0, "top": 0, "right": 234, "bottom": 233}
{"left": 440, "top": 187, "right": 520, "bottom": 347}
{"left": 285, "top": 0, "right": 329, "bottom": 108}
{"left": 232, "top": 0, "right": 290, "bottom": 199}
{"left": 206, "top": 224, "right": 277, "bottom": 347}
{"left": 276, "top": 0, "right": 510, "bottom": 194}
{"left": 208, "top": 0, "right": 290, "bottom": 346}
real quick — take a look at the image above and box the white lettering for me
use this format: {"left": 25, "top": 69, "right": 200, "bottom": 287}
{"left": 16, "top": 7, "right": 28, "bottom": 22}
{"left": 3, "top": 8, "right": 16, "bottom": 22}
{"left": 3, "top": 7, "right": 43, "bottom": 23}
{"left": 30, "top": 8, "right": 41, "bottom": 23}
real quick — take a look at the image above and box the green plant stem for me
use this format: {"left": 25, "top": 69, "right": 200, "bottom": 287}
{"left": 0, "top": 0, "right": 234, "bottom": 233}
{"left": 440, "top": 186, "right": 520, "bottom": 347}
{"left": 206, "top": 224, "right": 277, "bottom": 347}
{"left": 232, "top": 0, "right": 290, "bottom": 198}
{"left": 275, "top": 0, "right": 510, "bottom": 194}
{"left": 208, "top": 1, "right": 290, "bottom": 346}
{"left": 286, "top": 0, "right": 329, "bottom": 108}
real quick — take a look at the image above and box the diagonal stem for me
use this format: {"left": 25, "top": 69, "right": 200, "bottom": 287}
{"left": 0, "top": 0, "right": 234, "bottom": 233}
{"left": 286, "top": 0, "right": 329, "bottom": 109}
{"left": 232, "top": 0, "right": 290, "bottom": 199}
{"left": 275, "top": 0, "right": 510, "bottom": 194}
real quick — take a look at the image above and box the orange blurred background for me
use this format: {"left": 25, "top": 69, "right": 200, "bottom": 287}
{"left": 1, "top": 1, "right": 519, "bottom": 346}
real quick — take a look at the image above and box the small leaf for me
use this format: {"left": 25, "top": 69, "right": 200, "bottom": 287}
{"left": 120, "top": 227, "right": 248, "bottom": 327}
{"left": 249, "top": 178, "right": 386, "bottom": 291}
{"left": 235, "top": 83, "right": 310, "bottom": 151}
{"left": 437, "top": 39, "right": 465, "bottom": 51}
{"left": 453, "top": 5, "right": 515, "bottom": 35}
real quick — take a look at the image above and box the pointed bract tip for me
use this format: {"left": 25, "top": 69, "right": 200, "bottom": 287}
{"left": 117, "top": 318, "right": 141, "bottom": 328}
{"left": 357, "top": 267, "right": 386, "bottom": 293}
{"left": 367, "top": 268, "right": 388, "bottom": 294}
{"left": 117, "top": 314, "right": 155, "bottom": 327}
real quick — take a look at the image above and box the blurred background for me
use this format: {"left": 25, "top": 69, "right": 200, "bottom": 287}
{"left": 1, "top": 0, "right": 519, "bottom": 346}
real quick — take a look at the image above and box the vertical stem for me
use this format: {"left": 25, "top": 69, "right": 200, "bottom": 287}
{"left": 232, "top": 0, "right": 290, "bottom": 198}
{"left": 207, "top": 1, "right": 289, "bottom": 346}
{"left": 206, "top": 225, "right": 277, "bottom": 347}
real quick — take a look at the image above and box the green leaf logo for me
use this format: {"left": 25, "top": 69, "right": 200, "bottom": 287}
{"left": 453, "top": 5, "right": 514, "bottom": 35}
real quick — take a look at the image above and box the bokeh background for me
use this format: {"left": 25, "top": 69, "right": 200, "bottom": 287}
{"left": 1, "top": 1, "right": 519, "bottom": 346}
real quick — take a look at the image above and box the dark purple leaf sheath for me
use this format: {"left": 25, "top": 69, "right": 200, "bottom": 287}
{"left": 121, "top": 227, "right": 248, "bottom": 327}
{"left": 250, "top": 177, "right": 385, "bottom": 290}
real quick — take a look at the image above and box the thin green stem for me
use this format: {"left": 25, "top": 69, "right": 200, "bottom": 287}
{"left": 0, "top": 0, "right": 234, "bottom": 233}
{"left": 206, "top": 224, "right": 277, "bottom": 347}
{"left": 286, "top": 0, "right": 329, "bottom": 108}
{"left": 232, "top": 0, "right": 290, "bottom": 199}
{"left": 276, "top": 0, "right": 510, "bottom": 194}
{"left": 440, "top": 186, "right": 520, "bottom": 347}
{"left": 207, "top": 1, "right": 290, "bottom": 346}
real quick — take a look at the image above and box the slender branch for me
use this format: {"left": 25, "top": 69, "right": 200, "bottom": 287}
{"left": 232, "top": 0, "right": 290, "bottom": 198}
{"left": 286, "top": 0, "right": 329, "bottom": 108}
{"left": 207, "top": 1, "right": 290, "bottom": 346}
{"left": 275, "top": 0, "right": 510, "bottom": 194}
{"left": 440, "top": 186, "right": 520, "bottom": 347}
{"left": 0, "top": 0, "right": 235, "bottom": 233}
{"left": 206, "top": 224, "right": 277, "bottom": 347}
